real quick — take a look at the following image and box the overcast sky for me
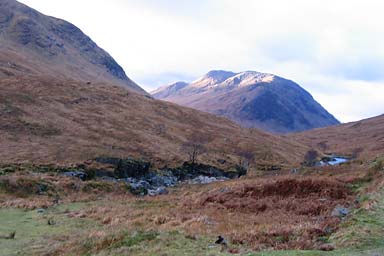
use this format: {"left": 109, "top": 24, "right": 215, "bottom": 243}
{"left": 18, "top": 0, "right": 384, "bottom": 122}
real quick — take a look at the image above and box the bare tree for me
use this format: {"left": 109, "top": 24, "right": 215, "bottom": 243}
{"left": 181, "top": 134, "right": 208, "bottom": 165}
{"left": 303, "top": 149, "right": 318, "bottom": 166}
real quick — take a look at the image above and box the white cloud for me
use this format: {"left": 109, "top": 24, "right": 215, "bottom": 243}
{"left": 17, "top": 0, "right": 384, "bottom": 122}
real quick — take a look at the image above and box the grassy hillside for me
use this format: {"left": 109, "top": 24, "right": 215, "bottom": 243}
{"left": 0, "top": 75, "right": 307, "bottom": 168}
{"left": 290, "top": 114, "right": 384, "bottom": 160}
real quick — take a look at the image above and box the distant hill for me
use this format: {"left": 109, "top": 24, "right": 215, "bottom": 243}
{"left": 0, "top": 0, "right": 146, "bottom": 94}
{"left": 291, "top": 114, "right": 384, "bottom": 159}
{"left": 152, "top": 70, "right": 340, "bottom": 133}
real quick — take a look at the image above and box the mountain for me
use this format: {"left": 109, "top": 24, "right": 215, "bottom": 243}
{"left": 152, "top": 70, "right": 340, "bottom": 133}
{"left": 0, "top": 0, "right": 308, "bottom": 168}
{"left": 0, "top": 0, "right": 146, "bottom": 94}
{"left": 291, "top": 114, "right": 384, "bottom": 159}
{"left": 150, "top": 81, "right": 189, "bottom": 99}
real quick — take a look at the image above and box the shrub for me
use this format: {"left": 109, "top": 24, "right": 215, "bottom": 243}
{"left": 303, "top": 149, "right": 318, "bottom": 166}
{"left": 0, "top": 177, "right": 53, "bottom": 197}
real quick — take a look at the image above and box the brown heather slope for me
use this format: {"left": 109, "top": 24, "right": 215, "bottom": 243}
{"left": 0, "top": 0, "right": 146, "bottom": 94}
{"left": 0, "top": 75, "right": 308, "bottom": 168}
{"left": 290, "top": 114, "right": 384, "bottom": 159}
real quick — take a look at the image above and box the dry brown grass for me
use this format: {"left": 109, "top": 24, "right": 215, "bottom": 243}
{"left": 0, "top": 171, "right": 131, "bottom": 209}
{"left": 290, "top": 114, "right": 384, "bottom": 160}
{"left": 1, "top": 159, "right": 375, "bottom": 255}
{"left": 24, "top": 172, "right": 359, "bottom": 254}
{"left": 178, "top": 176, "right": 354, "bottom": 250}
{"left": 0, "top": 75, "right": 308, "bottom": 169}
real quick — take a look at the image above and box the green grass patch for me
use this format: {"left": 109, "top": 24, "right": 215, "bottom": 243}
{"left": 95, "top": 231, "right": 233, "bottom": 256}
{"left": 0, "top": 202, "right": 98, "bottom": 256}
{"left": 113, "top": 231, "right": 158, "bottom": 248}
{"left": 330, "top": 185, "right": 384, "bottom": 251}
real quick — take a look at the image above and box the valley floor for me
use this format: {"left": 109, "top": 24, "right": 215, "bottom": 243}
{"left": 1, "top": 163, "right": 384, "bottom": 256}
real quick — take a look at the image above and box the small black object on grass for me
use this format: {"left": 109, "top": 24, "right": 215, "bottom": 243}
{"left": 48, "top": 218, "right": 55, "bottom": 226}
{"left": 215, "top": 235, "right": 227, "bottom": 245}
{"left": 215, "top": 235, "right": 228, "bottom": 252}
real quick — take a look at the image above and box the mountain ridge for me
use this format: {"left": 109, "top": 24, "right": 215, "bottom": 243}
{"left": 152, "top": 70, "right": 340, "bottom": 133}
{"left": 0, "top": 0, "right": 146, "bottom": 94}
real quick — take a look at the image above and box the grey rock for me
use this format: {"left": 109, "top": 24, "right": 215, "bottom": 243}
{"left": 149, "top": 175, "right": 177, "bottom": 187}
{"left": 189, "top": 175, "right": 228, "bottom": 184}
{"left": 114, "top": 158, "right": 151, "bottom": 178}
{"left": 127, "top": 179, "right": 151, "bottom": 196}
{"left": 331, "top": 205, "right": 350, "bottom": 217}
{"left": 62, "top": 171, "right": 87, "bottom": 181}
{"left": 129, "top": 180, "right": 151, "bottom": 190}
{"left": 148, "top": 187, "right": 168, "bottom": 196}
{"left": 37, "top": 208, "right": 46, "bottom": 214}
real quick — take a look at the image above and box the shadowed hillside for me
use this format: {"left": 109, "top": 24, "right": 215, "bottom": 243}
{"left": 152, "top": 70, "right": 339, "bottom": 133}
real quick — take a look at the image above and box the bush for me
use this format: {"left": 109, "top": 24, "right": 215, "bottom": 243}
{"left": 303, "top": 150, "right": 318, "bottom": 166}
{"left": 0, "top": 177, "right": 54, "bottom": 197}
{"left": 0, "top": 166, "right": 17, "bottom": 175}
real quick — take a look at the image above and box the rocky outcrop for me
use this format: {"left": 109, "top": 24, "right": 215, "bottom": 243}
{"left": 114, "top": 158, "right": 151, "bottom": 178}
{"left": 91, "top": 157, "right": 247, "bottom": 196}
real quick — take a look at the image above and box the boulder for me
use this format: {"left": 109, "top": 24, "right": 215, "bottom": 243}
{"left": 331, "top": 205, "right": 350, "bottom": 217}
{"left": 128, "top": 180, "right": 151, "bottom": 196}
{"left": 191, "top": 176, "right": 217, "bottom": 184}
{"left": 148, "top": 187, "right": 168, "bottom": 196}
{"left": 188, "top": 175, "right": 217, "bottom": 184}
{"left": 189, "top": 175, "right": 228, "bottom": 184}
{"left": 62, "top": 171, "right": 87, "bottom": 181}
{"left": 148, "top": 174, "right": 177, "bottom": 187}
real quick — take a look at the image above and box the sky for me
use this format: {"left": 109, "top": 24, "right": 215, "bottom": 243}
{"left": 18, "top": 0, "right": 384, "bottom": 123}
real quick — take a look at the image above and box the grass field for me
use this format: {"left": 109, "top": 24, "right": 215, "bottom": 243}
{"left": 1, "top": 164, "right": 384, "bottom": 256}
